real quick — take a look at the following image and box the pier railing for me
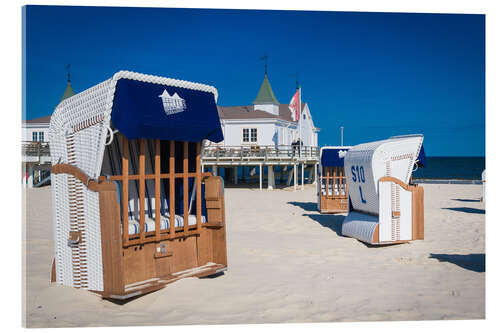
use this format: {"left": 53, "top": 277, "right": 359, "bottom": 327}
{"left": 22, "top": 141, "right": 51, "bottom": 163}
{"left": 202, "top": 145, "right": 320, "bottom": 164}
{"left": 22, "top": 141, "right": 50, "bottom": 156}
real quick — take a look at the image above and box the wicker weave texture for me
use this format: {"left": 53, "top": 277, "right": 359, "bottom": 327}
{"left": 341, "top": 211, "right": 378, "bottom": 243}
{"left": 50, "top": 79, "right": 112, "bottom": 291}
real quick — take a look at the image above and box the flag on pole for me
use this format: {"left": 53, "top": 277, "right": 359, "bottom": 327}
{"left": 288, "top": 90, "right": 300, "bottom": 121}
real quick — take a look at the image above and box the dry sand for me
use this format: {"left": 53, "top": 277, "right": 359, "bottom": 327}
{"left": 23, "top": 183, "right": 485, "bottom": 327}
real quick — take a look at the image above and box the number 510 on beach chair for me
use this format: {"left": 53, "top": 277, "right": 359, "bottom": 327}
{"left": 49, "top": 71, "right": 228, "bottom": 299}
{"left": 342, "top": 135, "right": 425, "bottom": 245}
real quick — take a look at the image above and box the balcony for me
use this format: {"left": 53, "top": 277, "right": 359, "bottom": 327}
{"left": 202, "top": 145, "right": 320, "bottom": 166}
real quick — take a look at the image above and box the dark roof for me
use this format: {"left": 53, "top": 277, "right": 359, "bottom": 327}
{"left": 218, "top": 103, "right": 305, "bottom": 122}
{"left": 252, "top": 74, "right": 279, "bottom": 105}
{"left": 24, "top": 115, "right": 51, "bottom": 124}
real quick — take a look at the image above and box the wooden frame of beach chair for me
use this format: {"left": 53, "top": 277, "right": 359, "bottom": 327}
{"left": 341, "top": 135, "right": 425, "bottom": 245}
{"left": 317, "top": 146, "right": 351, "bottom": 213}
{"left": 49, "top": 71, "right": 227, "bottom": 299}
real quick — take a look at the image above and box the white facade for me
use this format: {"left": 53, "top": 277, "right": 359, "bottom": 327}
{"left": 220, "top": 119, "right": 297, "bottom": 147}
{"left": 217, "top": 103, "right": 319, "bottom": 148}
{"left": 23, "top": 122, "right": 50, "bottom": 142}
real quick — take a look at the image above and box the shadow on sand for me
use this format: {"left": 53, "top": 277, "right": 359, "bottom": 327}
{"left": 302, "top": 213, "right": 344, "bottom": 236}
{"left": 429, "top": 253, "right": 485, "bottom": 273}
{"left": 452, "top": 198, "right": 481, "bottom": 203}
{"left": 303, "top": 214, "right": 409, "bottom": 248}
{"left": 287, "top": 201, "right": 318, "bottom": 212}
{"left": 442, "top": 207, "right": 485, "bottom": 214}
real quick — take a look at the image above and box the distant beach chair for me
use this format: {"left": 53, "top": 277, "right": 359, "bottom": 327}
{"left": 341, "top": 135, "right": 425, "bottom": 245}
{"left": 49, "top": 71, "right": 228, "bottom": 300}
{"left": 317, "top": 146, "right": 351, "bottom": 213}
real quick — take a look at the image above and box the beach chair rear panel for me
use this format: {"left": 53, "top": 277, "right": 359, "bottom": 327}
{"left": 345, "top": 137, "right": 423, "bottom": 216}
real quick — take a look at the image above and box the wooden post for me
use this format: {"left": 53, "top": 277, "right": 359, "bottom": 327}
{"left": 326, "top": 167, "right": 330, "bottom": 198}
{"left": 122, "top": 136, "right": 129, "bottom": 246}
{"left": 139, "top": 139, "right": 146, "bottom": 243}
{"left": 169, "top": 140, "right": 175, "bottom": 238}
{"left": 154, "top": 139, "right": 161, "bottom": 241}
{"left": 196, "top": 142, "right": 202, "bottom": 232}
{"left": 333, "top": 167, "right": 337, "bottom": 197}
{"left": 183, "top": 141, "right": 189, "bottom": 234}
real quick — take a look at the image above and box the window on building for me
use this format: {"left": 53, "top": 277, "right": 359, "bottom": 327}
{"left": 39, "top": 132, "right": 44, "bottom": 142}
{"left": 242, "top": 128, "right": 249, "bottom": 142}
{"left": 242, "top": 128, "right": 257, "bottom": 143}
{"left": 32, "top": 132, "right": 38, "bottom": 142}
{"left": 303, "top": 113, "right": 306, "bottom": 119}
{"left": 250, "top": 128, "right": 257, "bottom": 142}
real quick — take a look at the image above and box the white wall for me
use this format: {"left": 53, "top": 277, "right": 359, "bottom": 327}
{"left": 298, "top": 104, "right": 317, "bottom": 147}
{"left": 222, "top": 121, "right": 278, "bottom": 146}
{"left": 23, "top": 125, "right": 49, "bottom": 142}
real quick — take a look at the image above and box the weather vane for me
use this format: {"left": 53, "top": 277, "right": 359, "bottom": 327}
{"left": 66, "top": 64, "right": 71, "bottom": 82}
{"left": 260, "top": 54, "right": 268, "bottom": 75}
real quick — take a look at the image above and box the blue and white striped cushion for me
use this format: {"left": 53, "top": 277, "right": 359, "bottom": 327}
{"left": 125, "top": 214, "right": 207, "bottom": 235}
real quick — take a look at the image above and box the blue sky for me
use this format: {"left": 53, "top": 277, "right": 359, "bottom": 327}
{"left": 23, "top": 6, "right": 485, "bottom": 156}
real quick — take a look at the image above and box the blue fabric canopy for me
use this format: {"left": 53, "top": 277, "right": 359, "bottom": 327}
{"left": 321, "top": 148, "right": 350, "bottom": 167}
{"left": 416, "top": 145, "right": 426, "bottom": 168}
{"left": 111, "top": 78, "right": 223, "bottom": 142}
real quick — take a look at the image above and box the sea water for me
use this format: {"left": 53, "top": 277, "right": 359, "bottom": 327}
{"left": 413, "top": 157, "right": 485, "bottom": 180}
{"left": 206, "top": 156, "right": 486, "bottom": 185}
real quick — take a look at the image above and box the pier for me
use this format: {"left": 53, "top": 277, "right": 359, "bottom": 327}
{"left": 201, "top": 145, "right": 320, "bottom": 190}
{"left": 22, "top": 141, "right": 51, "bottom": 187}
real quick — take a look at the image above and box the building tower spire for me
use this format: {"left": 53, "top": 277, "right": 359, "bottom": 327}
{"left": 59, "top": 64, "right": 75, "bottom": 104}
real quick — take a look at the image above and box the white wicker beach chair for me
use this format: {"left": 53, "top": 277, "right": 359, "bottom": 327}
{"left": 49, "top": 71, "right": 227, "bottom": 299}
{"left": 341, "top": 135, "right": 425, "bottom": 245}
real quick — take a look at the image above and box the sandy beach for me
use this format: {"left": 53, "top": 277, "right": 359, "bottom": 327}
{"left": 22, "top": 183, "right": 485, "bottom": 327}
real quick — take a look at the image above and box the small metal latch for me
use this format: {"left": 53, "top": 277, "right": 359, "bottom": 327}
{"left": 68, "top": 231, "right": 82, "bottom": 244}
{"left": 392, "top": 211, "right": 401, "bottom": 218}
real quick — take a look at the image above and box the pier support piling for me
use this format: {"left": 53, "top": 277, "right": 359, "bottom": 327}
{"left": 301, "top": 163, "right": 304, "bottom": 190}
{"left": 259, "top": 164, "right": 262, "bottom": 190}
{"left": 267, "top": 165, "right": 275, "bottom": 190}
{"left": 294, "top": 164, "right": 297, "bottom": 192}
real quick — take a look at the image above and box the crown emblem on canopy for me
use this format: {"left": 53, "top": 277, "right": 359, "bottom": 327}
{"left": 159, "top": 89, "right": 187, "bottom": 115}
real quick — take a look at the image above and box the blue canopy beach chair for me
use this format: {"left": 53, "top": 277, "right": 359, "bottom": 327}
{"left": 49, "top": 71, "right": 227, "bottom": 299}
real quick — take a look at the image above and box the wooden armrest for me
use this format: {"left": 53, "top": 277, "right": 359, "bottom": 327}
{"left": 204, "top": 176, "right": 223, "bottom": 200}
{"left": 378, "top": 176, "right": 411, "bottom": 191}
{"left": 51, "top": 163, "right": 115, "bottom": 192}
